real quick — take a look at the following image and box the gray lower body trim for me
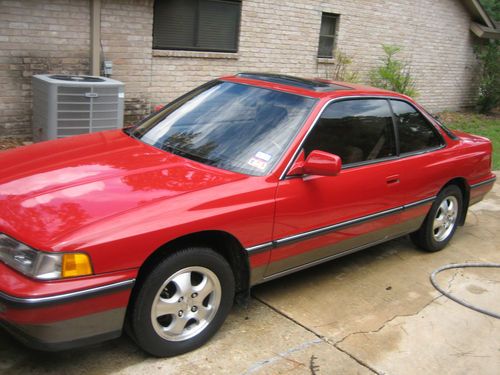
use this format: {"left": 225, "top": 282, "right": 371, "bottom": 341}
{"left": 1, "top": 307, "right": 125, "bottom": 351}
{"left": 403, "top": 196, "right": 436, "bottom": 210}
{"left": 275, "top": 206, "right": 403, "bottom": 247}
{"left": 471, "top": 176, "right": 496, "bottom": 189}
{"left": 262, "top": 229, "right": 409, "bottom": 283}
{"left": 246, "top": 196, "right": 435, "bottom": 254}
{"left": 0, "top": 279, "right": 135, "bottom": 307}
{"left": 262, "top": 215, "right": 424, "bottom": 282}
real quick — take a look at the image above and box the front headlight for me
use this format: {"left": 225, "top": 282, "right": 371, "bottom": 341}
{"left": 0, "top": 234, "right": 93, "bottom": 280}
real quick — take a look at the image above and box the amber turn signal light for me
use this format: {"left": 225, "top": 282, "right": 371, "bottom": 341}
{"left": 62, "top": 253, "right": 93, "bottom": 278}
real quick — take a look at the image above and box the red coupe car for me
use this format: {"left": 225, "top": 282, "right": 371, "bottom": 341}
{"left": 0, "top": 73, "right": 495, "bottom": 356}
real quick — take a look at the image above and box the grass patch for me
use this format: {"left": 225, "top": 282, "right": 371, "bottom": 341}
{"left": 439, "top": 111, "right": 500, "bottom": 170}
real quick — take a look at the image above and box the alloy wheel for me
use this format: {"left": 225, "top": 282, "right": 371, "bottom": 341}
{"left": 151, "top": 266, "right": 222, "bottom": 342}
{"left": 432, "top": 196, "right": 459, "bottom": 242}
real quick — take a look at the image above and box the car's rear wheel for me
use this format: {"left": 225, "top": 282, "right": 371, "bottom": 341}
{"left": 410, "top": 185, "right": 463, "bottom": 252}
{"left": 129, "top": 247, "right": 235, "bottom": 357}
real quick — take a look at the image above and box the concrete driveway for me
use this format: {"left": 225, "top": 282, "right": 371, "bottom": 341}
{"left": 1, "top": 178, "right": 499, "bottom": 375}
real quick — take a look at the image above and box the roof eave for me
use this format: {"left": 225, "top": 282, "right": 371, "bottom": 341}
{"left": 461, "top": 0, "right": 496, "bottom": 29}
{"left": 470, "top": 22, "right": 500, "bottom": 40}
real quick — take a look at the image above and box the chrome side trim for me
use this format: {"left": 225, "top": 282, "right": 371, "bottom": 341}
{"left": 0, "top": 279, "right": 135, "bottom": 306}
{"left": 275, "top": 206, "right": 403, "bottom": 246}
{"left": 279, "top": 95, "right": 447, "bottom": 180}
{"left": 262, "top": 233, "right": 404, "bottom": 283}
{"left": 245, "top": 196, "right": 436, "bottom": 253}
{"left": 471, "top": 176, "right": 496, "bottom": 189}
{"left": 403, "top": 196, "right": 436, "bottom": 210}
{"left": 246, "top": 242, "right": 274, "bottom": 254}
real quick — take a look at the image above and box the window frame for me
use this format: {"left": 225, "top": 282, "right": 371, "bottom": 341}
{"left": 280, "top": 96, "right": 447, "bottom": 180}
{"left": 317, "top": 12, "right": 340, "bottom": 58}
{"left": 153, "top": 0, "right": 242, "bottom": 53}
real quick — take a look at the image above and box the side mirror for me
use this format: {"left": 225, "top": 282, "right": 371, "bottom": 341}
{"left": 288, "top": 150, "right": 342, "bottom": 177}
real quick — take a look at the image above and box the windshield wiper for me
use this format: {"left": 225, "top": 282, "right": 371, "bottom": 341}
{"left": 161, "top": 142, "right": 182, "bottom": 155}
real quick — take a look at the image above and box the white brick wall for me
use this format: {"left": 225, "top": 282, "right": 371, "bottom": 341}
{"left": 0, "top": 0, "right": 481, "bottom": 137}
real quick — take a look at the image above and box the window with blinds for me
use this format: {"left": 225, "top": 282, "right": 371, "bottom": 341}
{"left": 318, "top": 13, "right": 339, "bottom": 58}
{"left": 153, "top": 0, "right": 241, "bottom": 53}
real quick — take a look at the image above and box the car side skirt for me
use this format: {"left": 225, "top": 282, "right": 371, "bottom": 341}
{"left": 247, "top": 197, "right": 435, "bottom": 286}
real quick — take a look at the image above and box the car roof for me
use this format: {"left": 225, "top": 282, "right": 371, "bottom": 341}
{"left": 221, "top": 72, "right": 409, "bottom": 100}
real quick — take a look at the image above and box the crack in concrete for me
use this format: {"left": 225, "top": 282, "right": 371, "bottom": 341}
{"left": 331, "top": 269, "right": 460, "bottom": 351}
{"left": 254, "top": 288, "right": 448, "bottom": 375}
{"left": 253, "top": 296, "right": 382, "bottom": 375}
{"left": 239, "top": 337, "right": 322, "bottom": 374}
{"left": 333, "top": 295, "right": 443, "bottom": 348}
{"left": 332, "top": 343, "right": 386, "bottom": 375}
{"left": 447, "top": 269, "right": 461, "bottom": 291}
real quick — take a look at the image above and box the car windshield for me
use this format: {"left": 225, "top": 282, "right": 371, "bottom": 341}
{"left": 131, "top": 81, "right": 317, "bottom": 176}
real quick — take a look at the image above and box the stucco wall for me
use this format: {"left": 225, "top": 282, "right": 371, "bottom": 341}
{"left": 0, "top": 0, "right": 481, "bottom": 137}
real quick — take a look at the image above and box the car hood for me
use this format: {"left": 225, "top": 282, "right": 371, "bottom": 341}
{"left": 0, "top": 130, "right": 246, "bottom": 249}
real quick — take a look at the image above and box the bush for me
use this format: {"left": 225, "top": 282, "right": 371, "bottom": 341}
{"left": 326, "top": 50, "right": 360, "bottom": 83}
{"left": 370, "top": 45, "right": 418, "bottom": 97}
{"left": 475, "top": 41, "right": 499, "bottom": 113}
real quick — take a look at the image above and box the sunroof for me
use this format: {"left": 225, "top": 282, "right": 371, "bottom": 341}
{"left": 236, "top": 73, "right": 352, "bottom": 92}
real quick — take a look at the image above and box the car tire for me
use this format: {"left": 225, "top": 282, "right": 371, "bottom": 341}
{"left": 128, "top": 247, "right": 235, "bottom": 357}
{"left": 410, "top": 185, "right": 463, "bottom": 252}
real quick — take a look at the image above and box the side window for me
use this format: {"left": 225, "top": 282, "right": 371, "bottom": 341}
{"left": 303, "top": 99, "right": 396, "bottom": 165}
{"left": 391, "top": 100, "right": 443, "bottom": 154}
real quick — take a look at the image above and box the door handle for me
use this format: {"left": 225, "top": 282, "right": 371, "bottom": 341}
{"left": 386, "top": 175, "right": 400, "bottom": 185}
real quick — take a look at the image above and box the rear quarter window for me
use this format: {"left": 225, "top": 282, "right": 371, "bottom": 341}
{"left": 390, "top": 100, "right": 443, "bottom": 154}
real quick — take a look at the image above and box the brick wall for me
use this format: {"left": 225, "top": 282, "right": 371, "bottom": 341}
{"left": 100, "top": 0, "right": 153, "bottom": 125}
{"left": 0, "top": 0, "right": 90, "bottom": 137}
{"left": 149, "top": 0, "right": 480, "bottom": 112}
{"left": 0, "top": 0, "right": 481, "bottom": 137}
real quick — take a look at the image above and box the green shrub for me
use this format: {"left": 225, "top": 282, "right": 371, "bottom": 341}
{"left": 475, "top": 41, "right": 499, "bottom": 113}
{"left": 326, "top": 50, "right": 360, "bottom": 83}
{"left": 370, "top": 45, "right": 418, "bottom": 97}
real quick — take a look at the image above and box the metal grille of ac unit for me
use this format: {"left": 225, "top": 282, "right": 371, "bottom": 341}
{"left": 32, "top": 75, "right": 125, "bottom": 141}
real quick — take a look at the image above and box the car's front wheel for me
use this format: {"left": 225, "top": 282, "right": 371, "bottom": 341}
{"left": 410, "top": 185, "right": 463, "bottom": 252}
{"left": 129, "top": 247, "right": 235, "bottom": 357}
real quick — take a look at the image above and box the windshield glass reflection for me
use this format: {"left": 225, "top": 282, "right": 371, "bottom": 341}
{"left": 132, "top": 81, "right": 317, "bottom": 176}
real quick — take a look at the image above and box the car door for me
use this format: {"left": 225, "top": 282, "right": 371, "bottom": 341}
{"left": 388, "top": 99, "right": 450, "bottom": 225}
{"left": 266, "top": 98, "right": 409, "bottom": 278}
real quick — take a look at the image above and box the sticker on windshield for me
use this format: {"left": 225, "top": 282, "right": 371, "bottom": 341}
{"left": 255, "top": 151, "right": 272, "bottom": 162}
{"left": 248, "top": 157, "right": 267, "bottom": 171}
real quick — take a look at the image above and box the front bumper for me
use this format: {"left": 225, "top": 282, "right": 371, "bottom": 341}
{"left": 0, "top": 263, "right": 136, "bottom": 351}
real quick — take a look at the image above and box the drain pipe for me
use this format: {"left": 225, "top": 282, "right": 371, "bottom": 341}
{"left": 90, "top": 0, "right": 101, "bottom": 76}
